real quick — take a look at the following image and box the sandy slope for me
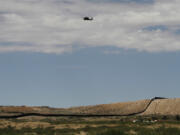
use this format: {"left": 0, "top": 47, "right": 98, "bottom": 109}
{"left": 67, "top": 99, "right": 150, "bottom": 115}
{"left": 142, "top": 98, "right": 180, "bottom": 115}
{"left": 0, "top": 98, "right": 179, "bottom": 116}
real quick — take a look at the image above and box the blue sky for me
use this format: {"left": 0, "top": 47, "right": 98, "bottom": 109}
{"left": 0, "top": 0, "right": 180, "bottom": 107}
{"left": 0, "top": 48, "right": 180, "bottom": 107}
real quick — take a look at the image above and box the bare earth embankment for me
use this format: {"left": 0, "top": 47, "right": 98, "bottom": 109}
{"left": 0, "top": 98, "right": 180, "bottom": 135}
{"left": 142, "top": 98, "right": 180, "bottom": 115}
{"left": 0, "top": 98, "right": 180, "bottom": 117}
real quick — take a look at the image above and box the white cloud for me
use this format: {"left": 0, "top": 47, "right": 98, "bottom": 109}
{"left": 0, "top": 0, "right": 180, "bottom": 54}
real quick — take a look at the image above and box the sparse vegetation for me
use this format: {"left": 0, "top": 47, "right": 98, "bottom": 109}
{"left": 0, "top": 123, "right": 180, "bottom": 135}
{"left": 0, "top": 116, "right": 179, "bottom": 135}
{"left": 0, "top": 98, "right": 179, "bottom": 134}
{"left": 176, "top": 115, "right": 180, "bottom": 121}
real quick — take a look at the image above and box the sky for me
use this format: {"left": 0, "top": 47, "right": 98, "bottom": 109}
{"left": 0, "top": 0, "right": 180, "bottom": 108}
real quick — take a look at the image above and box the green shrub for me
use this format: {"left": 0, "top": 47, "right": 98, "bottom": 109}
{"left": 97, "top": 129, "right": 127, "bottom": 135}
{"left": 137, "top": 127, "right": 180, "bottom": 135}
{"left": 176, "top": 115, "right": 180, "bottom": 121}
{"left": 162, "top": 115, "right": 168, "bottom": 120}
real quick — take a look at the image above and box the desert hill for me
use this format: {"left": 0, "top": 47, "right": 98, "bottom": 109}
{"left": 68, "top": 99, "right": 150, "bottom": 115}
{"left": 0, "top": 98, "right": 179, "bottom": 118}
{"left": 142, "top": 98, "right": 180, "bottom": 115}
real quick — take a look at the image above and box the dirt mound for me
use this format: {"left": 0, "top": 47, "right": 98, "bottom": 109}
{"left": 0, "top": 106, "right": 34, "bottom": 113}
{"left": 0, "top": 98, "right": 179, "bottom": 117}
{"left": 68, "top": 99, "right": 150, "bottom": 115}
{"left": 142, "top": 98, "right": 180, "bottom": 115}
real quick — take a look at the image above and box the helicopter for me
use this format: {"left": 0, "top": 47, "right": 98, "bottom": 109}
{"left": 83, "top": 16, "right": 93, "bottom": 21}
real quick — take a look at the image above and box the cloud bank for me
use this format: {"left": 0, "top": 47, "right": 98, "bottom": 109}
{"left": 0, "top": 0, "right": 180, "bottom": 54}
